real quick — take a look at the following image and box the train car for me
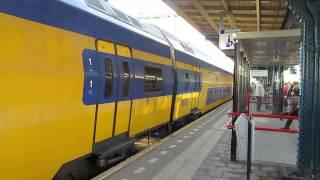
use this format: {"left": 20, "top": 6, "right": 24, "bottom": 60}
{"left": 0, "top": 0, "right": 233, "bottom": 179}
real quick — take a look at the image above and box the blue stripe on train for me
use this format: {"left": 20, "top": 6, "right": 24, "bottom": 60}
{"left": 82, "top": 49, "right": 202, "bottom": 105}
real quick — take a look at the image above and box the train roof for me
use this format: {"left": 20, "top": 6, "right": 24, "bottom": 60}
{"left": 61, "top": 0, "right": 232, "bottom": 74}
{"left": 14, "top": 0, "right": 224, "bottom": 72}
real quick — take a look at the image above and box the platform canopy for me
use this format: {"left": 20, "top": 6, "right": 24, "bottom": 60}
{"left": 234, "top": 29, "right": 301, "bottom": 66}
{"left": 163, "top": 0, "right": 300, "bottom": 58}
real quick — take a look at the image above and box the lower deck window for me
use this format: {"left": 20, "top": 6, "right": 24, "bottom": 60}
{"left": 144, "top": 66, "right": 163, "bottom": 93}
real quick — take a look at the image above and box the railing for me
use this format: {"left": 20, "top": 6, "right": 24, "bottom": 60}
{"left": 227, "top": 94, "right": 300, "bottom": 180}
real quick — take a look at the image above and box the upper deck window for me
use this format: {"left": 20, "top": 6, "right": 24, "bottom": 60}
{"left": 85, "top": 0, "right": 114, "bottom": 16}
{"left": 128, "top": 16, "right": 143, "bottom": 28}
{"left": 112, "top": 7, "right": 131, "bottom": 24}
{"left": 180, "top": 43, "right": 194, "bottom": 54}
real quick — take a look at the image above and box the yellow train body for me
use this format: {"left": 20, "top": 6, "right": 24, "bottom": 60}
{"left": 0, "top": 1, "right": 233, "bottom": 179}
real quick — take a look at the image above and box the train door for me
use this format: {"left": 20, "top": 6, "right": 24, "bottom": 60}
{"left": 113, "top": 44, "right": 133, "bottom": 137}
{"left": 195, "top": 68, "right": 201, "bottom": 109}
{"left": 191, "top": 73, "right": 197, "bottom": 110}
{"left": 191, "top": 67, "right": 200, "bottom": 111}
{"left": 83, "top": 41, "right": 134, "bottom": 151}
{"left": 189, "top": 71, "right": 196, "bottom": 111}
{"left": 82, "top": 42, "right": 118, "bottom": 146}
{"left": 95, "top": 51, "right": 118, "bottom": 144}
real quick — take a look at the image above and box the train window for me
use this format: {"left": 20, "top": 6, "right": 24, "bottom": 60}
{"left": 193, "top": 73, "right": 198, "bottom": 91}
{"left": 104, "top": 58, "right": 113, "bottom": 99}
{"left": 85, "top": 0, "right": 105, "bottom": 12}
{"left": 144, "top": 66, "right": 163, "bottom": 93}
{"left": 85, "top": 0, "right": 114, "bottom": 16}
{"left": 112, "top": 7, "right": 131, "bottom": 24}
{"left": 128, "top": 16, "right": 143, "bottom": 28}
{"left": 185, "top": 73, "right": 190, "bottom": 91}
{"left": 180, "top": 42, "right": 194, "bottom": 54}
{"left": 122, "top": 61, "right": 130, "bottom": 97}
{"left": 142, "top": 24, "right": 166, "bottom": 41}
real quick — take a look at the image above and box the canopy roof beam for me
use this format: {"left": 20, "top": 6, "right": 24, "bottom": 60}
{"left": 220, "top": 0, "right": 237, "bottom": 28}
{"left": 192, "top": 0, "right": 219, "bottom": 33}
{"left": 256, "top": 0, "right": 260, "bottom": 31}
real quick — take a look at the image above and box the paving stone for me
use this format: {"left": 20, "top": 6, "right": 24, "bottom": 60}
{"left": 206, "top": 165, "right": 218, "bottom": 171}
{"left": 261, "top": 177, "right": 278, "bottom": 180}
{"left": 192, "top": 175, "right": 212, "bottom": 180}
{"left": 221, "top": 156, "right": 231, "bottom": 161}
{"left": 216, "top": 166, "right": 234, "bottom": 172}
{"left": 215, "top": 143, "right": 228, "bottom": 147}
{"left": 250, "top": 175, "right": 261, "bottom": 180}
{"left": 201, "top": 161, "right": 214, "bottom": 167}
{"left": 232, "top": 176, "right": 247, "bottom": 180}
{"left": 234, "top": 168, "right": 246, "bottom": 173}
{"left": 223, "top": 172, "right": 242, "bottom": 178}
{"left": 198, "top": 165, "right": 217, "bottom": 172}
{"left": 208, "top": 170, "right": 223, "bottom": 177}
{"left": 215, "top": 150, "right": 225, "bottom": 154}
{"left": 247, "top": 165, "right": 259, "bottom": 170}
{"left": 252, "top": 170, "right": 269, "bottom": 177}
{"left": 269, "top": 171, "right": 280, "bottom": 177}
{"left": 209, "top": 156, "right": 222, "bottom": 161}
{"left": 237, "top": 175, "right": 261, "bottom": 180}
{"left": 215, "top": 146, "right": 225, "bottom": 150}
{"left": 211, "top": 161, "right": 226, "bottom": 167}
{"left": 220, "top": 154, "right": 229, "bottom": 157}
{"left": 227, "top": 162, "right": 244, "bottom": 169}
{"left": 212, "top": 151, "right": 223, "bottom": 156}
{"left": 192, "top": 126, "right": 294, "bottom": 180}
{"left": 261, "top": 166, "right": 278, "bottom": 171}
{"left": 195, "top": 168, "right": 209, "bottom": 176}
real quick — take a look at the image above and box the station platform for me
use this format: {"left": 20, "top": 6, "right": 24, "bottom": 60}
{"left": 252, "top": 117, "right": 298, "bottom": 165}
{"left": 93, "top": 102, "right": 295, "bottom": 180}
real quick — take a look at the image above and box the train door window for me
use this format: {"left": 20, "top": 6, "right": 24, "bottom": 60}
{"left": 193, "top": 73, "right": 198, "bottom": 91}
{"left": 185, "top": 73, "right": 190, "bottom": 91}
{"left": 214, "top": 89, "right": 218, "bottom": 100}
{"left": 104, "top": 58, "right": 113, "bottom": 99}
{"left": 144, "top": 66, "right": 163, "bottom": 93}
{"left": 122, "top": 61, "right": 130, "bottom": 97}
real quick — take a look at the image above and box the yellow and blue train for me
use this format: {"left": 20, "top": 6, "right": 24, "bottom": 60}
{"left": 0, "top": 0, "right": 233, "bottom": 179}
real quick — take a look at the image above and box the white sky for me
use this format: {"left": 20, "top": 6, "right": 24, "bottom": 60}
{"left": 109, "top": 0, "right": 234, "bottom": 73}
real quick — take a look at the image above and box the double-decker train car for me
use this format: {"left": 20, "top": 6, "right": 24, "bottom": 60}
{"left": 0, "top": 0, "right": 233, "bottom": 179}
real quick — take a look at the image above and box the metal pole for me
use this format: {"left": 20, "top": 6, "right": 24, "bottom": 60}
{"left": 247, "top": 117, "right": 252, "bottom": 180}
{"left": 231, "top": 118, "right": 237, "bottom": 161}
{"left": 231, "top": 43, "right": 240, "bottom": 161}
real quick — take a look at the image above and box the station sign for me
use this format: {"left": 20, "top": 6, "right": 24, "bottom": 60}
{"left": 250, "top": 70, "right": 268, "bottom": 77}
{"left": 219, "top": 29, "right": 240, "bottom": 50}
